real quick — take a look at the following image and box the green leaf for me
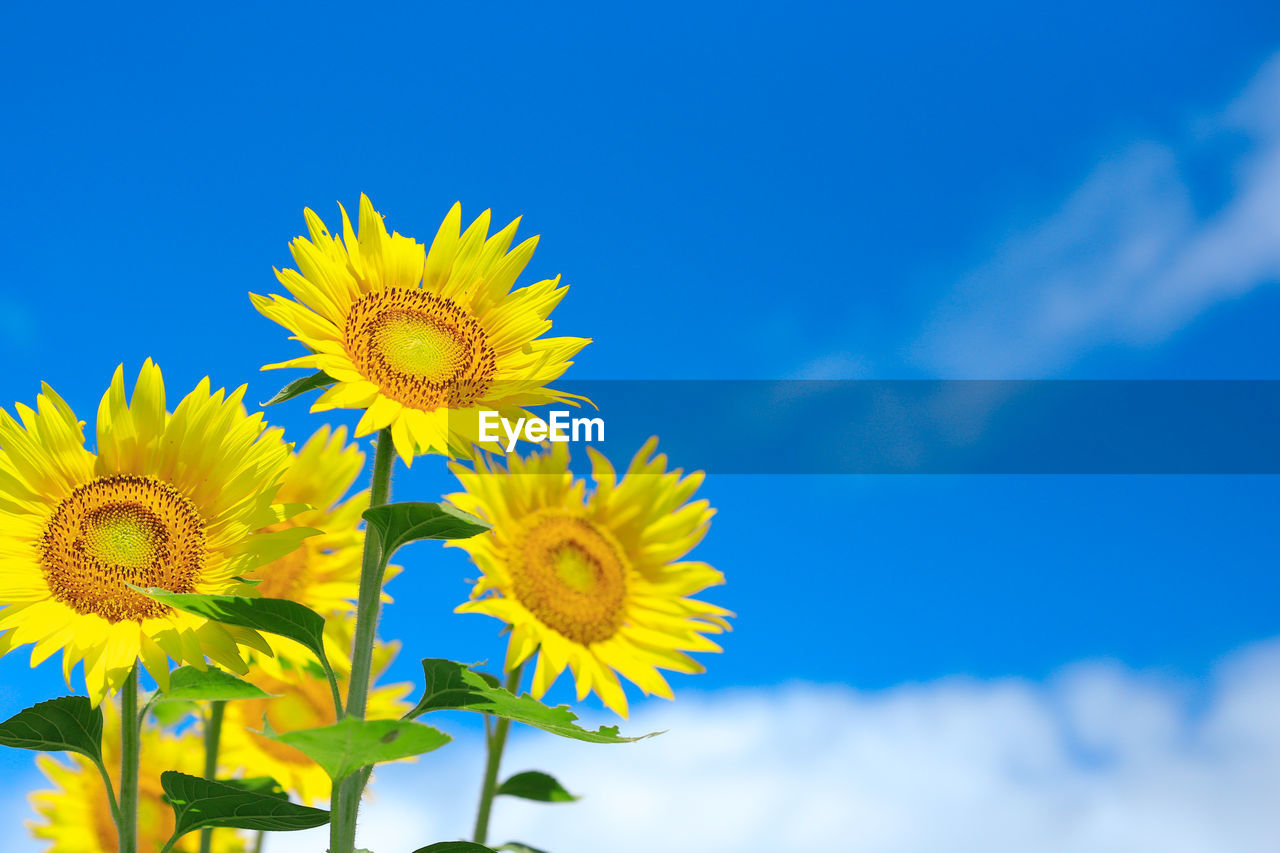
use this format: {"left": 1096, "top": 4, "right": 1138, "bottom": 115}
{"left": 363, "top": 502, "right": 491, "bottom": 559}
{"left": 218, "top": 776, "right": 288, "bottom": 799}
{"left": 410, "top": 844, "right": 499, "bottom": 853}
{"left": 0, "top": 696, "right": 103, "bottom": 762}
{"left": 139, "top": 590, "right": 327, "bottom": 664}
{"left": 150, "top": 700, "right": 198, "bottom": 727}
{"left": 261, "top": 370, "right": 335, "bottom": 406}
{"left": 407, "top": 660, "right": 652, "bottom": 744}
{"left": 499, "top": 844, "right": 552, "bottom": 853}
{"left": 160, "top": 771, "right": 329, "bottom": 837}
{"left": 155, "top": 666, "right": 274, "bottom": 704}
{"left": 496, "top": 771, "right": 579, "bottom": 803}
{"left": 266, "top": 717, "right": 451, "bottom": 783}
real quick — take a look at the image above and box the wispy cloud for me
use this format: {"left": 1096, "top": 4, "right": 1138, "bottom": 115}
{"left": 903, "top": 53, "right": 1280, "bottom": 378}
{"left": 209, "top": 639, "right": 1280, "bottom": 853}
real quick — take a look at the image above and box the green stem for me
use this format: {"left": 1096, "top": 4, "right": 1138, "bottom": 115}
{"left": 329, "top": 782, "right": 347, "bottom": 853}
{"left": 473, "top": 665, "right": 523, "bottom": 846}
{"left": 323, "top": 658, "right": 345, "bottom": 720}
{"left": 345, "top": 427, "right": 395, "bottom": 717}
{"left": 198, "top": 700, "right": 226, "bottom": 853}
{"left": 92, "top": 758, "right": 121, "bottom": 826}
{"left": 252, "top": 830, "right": 265, "bottom": 853}
{"left": 332, "top": 428, "right": 395, "bottom": 853}
{"left": 119, "top": 665, "right": 140, "bottom": 853}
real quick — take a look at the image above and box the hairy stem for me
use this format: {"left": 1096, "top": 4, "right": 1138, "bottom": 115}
{"left": 119, "top": 666, "right": 140, "bottom": 853}
{"left": 473, "top": 665, "right": 524, "bottom": 845}
{"left": 92, "top": 758, "right": 121, "bottom": 826}
{"left": 198, "top": 700, "right": 226, "bottom": 853}
{"left": 331, "top": 427, "right": 395, "bottom": 853}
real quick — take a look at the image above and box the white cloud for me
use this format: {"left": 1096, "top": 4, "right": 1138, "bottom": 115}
{"left": 8, "top": 647, "right": 1280, "bottom": 852}
{"left": 907, "top": 53, "right": 1280, "bottom": 377}
{"left": 219, "top": 639, "right": 1280, "bottom": 853}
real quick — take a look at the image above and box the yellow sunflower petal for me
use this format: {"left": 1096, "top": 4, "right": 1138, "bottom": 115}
{"left": 0, "top": 364, "right": 296, "bottom": 701}
{"left": 447, "top": 439, "right": 729, "bottom": 716}
{"left": 251, "top": 196, "right": 588, "bottom": 461}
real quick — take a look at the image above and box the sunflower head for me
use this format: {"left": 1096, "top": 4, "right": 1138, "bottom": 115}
{"left": 0, "top": 361, "right": 297, "bottom": 703}
{"left": 28, "top": 705, "right": 245, "bottom": 852}
{"left": 447, "top": 439, "right": 733, "bottom": 717}
{"left": 250, "top": 194, "right": 591, "bottom": 465}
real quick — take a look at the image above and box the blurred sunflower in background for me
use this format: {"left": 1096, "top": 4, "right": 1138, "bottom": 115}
{"left": 220, "top": 620, "right": 412, "bottom": 804}
{"left": 242, "top": 424, "right": 392, "bottom": 617}
{"left": 28, "top": 705, "right": 245, "bottom": 852}
{"left": 0, "top": 361, "right": 295, "bottom": 703}
{"left": 250, "top": 194, "right": 590, "bottom": 464}
{"left": 446, "top": 439, "right": 733, "bottom": 717}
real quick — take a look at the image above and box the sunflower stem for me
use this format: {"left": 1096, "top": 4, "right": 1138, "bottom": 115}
{"left": 473, "top": 664, "right": 524, "bottom": 846}
{"left": 322, "top": 657, "right": 345, "bottom": 720}
{"left": 119, "top": 665, "right": 141, "bottom": 853}
{"left": 198, "top": 700, "right": 226, "bottom": 853}
{"left": 332, "top": 427, "right": 395, "bottom": 853}
{"left": 92, "top": 758, "right": 121, "bottom": 826}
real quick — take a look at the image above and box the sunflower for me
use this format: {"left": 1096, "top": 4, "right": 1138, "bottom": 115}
{"left": 250, "top": 194, "right": 590, "bottom": 465}
{"left": 242, "top": 425, "right": 385, "bottom": 617}
{"left": 0, "top": 361, "right": 294, "bottom": 703}
{"left": 220, "top": 620, "right": 412, "bottom": 804}
{"left": 446, "top": 439, "right": 733, "bottom": 717}
{"left": 28, "top": 706, "right": 246, "bottom": 852}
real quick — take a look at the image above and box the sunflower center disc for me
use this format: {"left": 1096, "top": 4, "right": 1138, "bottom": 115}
{"left": 511, "top": 512, "right": 628, "bottom": 644}
{"left": 345, "top": 288, "right": 497, "bottom": 410}
{"left": 40, "top": 474, "right": 206, "bottom": 622}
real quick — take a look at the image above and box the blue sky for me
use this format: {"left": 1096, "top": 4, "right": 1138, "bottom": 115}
{"left": 3, "top": 3, "right": 1280, "bottom": 850}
